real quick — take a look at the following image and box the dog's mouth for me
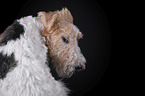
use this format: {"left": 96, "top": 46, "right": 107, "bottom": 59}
{"left": 75, "top": 64, "right": 86, "bottom": 71}
{"left": 55, "top": 62, "right": 86, "bottom": 78}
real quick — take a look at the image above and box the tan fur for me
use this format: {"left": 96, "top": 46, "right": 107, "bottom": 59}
{"left": 38, "top": 8, "right": 86, "bottom": 78}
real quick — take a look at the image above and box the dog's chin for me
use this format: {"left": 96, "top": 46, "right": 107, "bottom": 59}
{"left": 60, "top": 71, "right": 74, "bottom": 78}
{"left": 55, "top": 66, "right": 75, "bottom": 78}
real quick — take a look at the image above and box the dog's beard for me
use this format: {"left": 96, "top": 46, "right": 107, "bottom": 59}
{"left": 51, "top": 56, "right": 86, "bottom": 78}
{"left": 50, "top": 56, "right": 75, "bottom": 78}
{"left": 56, "top": 65, "right": 74, "bottom": 78}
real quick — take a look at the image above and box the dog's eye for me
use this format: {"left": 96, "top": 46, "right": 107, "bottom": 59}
{"left": 62, "top": 36, "right": 69, "bottom": 43}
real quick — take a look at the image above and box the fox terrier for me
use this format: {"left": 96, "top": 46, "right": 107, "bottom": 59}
{"left": 0, "top": 8, "right": 86, "bottom": 96}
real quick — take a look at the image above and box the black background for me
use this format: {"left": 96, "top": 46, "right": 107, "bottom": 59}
{"left": 0, "top": 0, "right": 118, "bottom": 96}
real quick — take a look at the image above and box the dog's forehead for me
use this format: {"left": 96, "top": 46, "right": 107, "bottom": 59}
{"left": 58, "top": 22, "right": 81, "bottom": 39}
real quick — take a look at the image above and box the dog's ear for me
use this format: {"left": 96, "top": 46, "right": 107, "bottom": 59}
{"left": 38, "top": 11, "right": 58, "bottom": 36}
{"left": 59, "top": 8, "right": 73, "bottom": 23}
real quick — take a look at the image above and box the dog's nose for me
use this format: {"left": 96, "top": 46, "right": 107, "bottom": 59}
{"left": 75, "top": 66, "right": 83, "bottom": 71}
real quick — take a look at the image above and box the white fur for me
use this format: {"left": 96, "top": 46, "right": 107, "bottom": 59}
{"left": 0, "top": 16, "right": 68, "bottom": 96}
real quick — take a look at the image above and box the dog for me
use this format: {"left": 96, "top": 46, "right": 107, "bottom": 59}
{"left": 0, "top": 8, "right": 86, "bottom": 96}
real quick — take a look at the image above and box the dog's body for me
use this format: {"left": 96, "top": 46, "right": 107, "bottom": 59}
{"left": 0, "top": 8, "right": 86, "bottom": 96}
{"left": 0, "top": 16, "right": 68, "bottom": 96}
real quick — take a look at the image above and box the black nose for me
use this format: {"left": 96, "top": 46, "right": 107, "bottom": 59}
{"left": 75, "top": 66, "right": 83, "bottom": 71}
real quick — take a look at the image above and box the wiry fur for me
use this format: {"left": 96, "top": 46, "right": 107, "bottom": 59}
{"left": 0, "top": 16, "right": 69, "bottom": 96}
{"left": 0, "top": 8, "right": 86, "bottom": 96}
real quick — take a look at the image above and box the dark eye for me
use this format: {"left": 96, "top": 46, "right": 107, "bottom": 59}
{"left": 62, "top": 36, "right": 69, "bottom": 43}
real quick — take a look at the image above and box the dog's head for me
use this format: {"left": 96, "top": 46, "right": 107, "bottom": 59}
{"left": 38, "top": 8, "right": 86, "bottom": 78}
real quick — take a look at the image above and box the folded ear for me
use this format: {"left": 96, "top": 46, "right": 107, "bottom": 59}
{"left": 38, "top": 11, "right": 58, "bottom": 36}
{"left": 59, "top": 8, "right": 73, "bottom": 23}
